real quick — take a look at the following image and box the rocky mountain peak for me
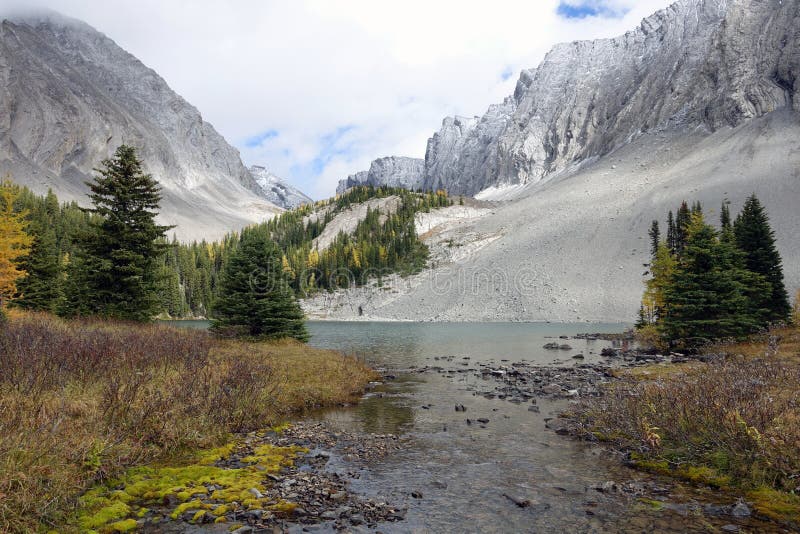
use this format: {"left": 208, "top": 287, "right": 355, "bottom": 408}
{"left": 249, "top": 165, "right": 312, "bottom": 209}
{"left": 336, "top": 156, "right": 424, "bottom": 194}
{"left": 0, "top": 10, "right": 283, "bottom": 240}
{"left": 419, "top": 0, "right": 799, "bottom": 196}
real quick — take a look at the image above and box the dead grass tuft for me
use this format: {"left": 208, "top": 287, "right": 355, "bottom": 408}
{"left": 574, "top": 325, "right": 800, "bottom": 525}
{"left": 0, "top": 312, "right": 375, "bottom": 532}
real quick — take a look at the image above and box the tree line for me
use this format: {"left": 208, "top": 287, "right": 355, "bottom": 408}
{"left": 0, "top": 147, "right": 451, "bottom": 336}
{"left": 636, "top": 196, "right": 791, "bottom": 348}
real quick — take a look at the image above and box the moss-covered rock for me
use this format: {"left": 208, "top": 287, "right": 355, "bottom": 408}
{"left": 73, "top": 433, "right": 307, "bottom": 532}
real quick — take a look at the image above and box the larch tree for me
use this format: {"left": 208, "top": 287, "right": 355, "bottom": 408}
{"left": 0, "top": 179, "right": 33, "bottom": 310}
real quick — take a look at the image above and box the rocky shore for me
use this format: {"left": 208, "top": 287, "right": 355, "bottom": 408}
{"left": 137, "top": 422, "right": 409, "bottom": 533}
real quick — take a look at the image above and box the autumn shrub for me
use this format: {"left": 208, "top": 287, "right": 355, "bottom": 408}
{"left": 573, "top": 327, "right": 800, "bottom": 523}
{"left": 0, "top": 312, "right": 374, "bottom": 532}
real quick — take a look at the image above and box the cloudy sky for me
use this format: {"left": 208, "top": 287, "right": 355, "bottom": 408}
{"left": 10, "top": 0, "right": 674, "bottom": 198}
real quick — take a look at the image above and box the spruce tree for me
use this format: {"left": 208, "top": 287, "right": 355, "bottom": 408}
{"left": 666, "top": 210, "right": 677, "bottom": 254}
{"left": 14, "top": 222, "right": 62, "bottom": 312}
{"left": 661, "top": 214, "right": 766, "bottom": 346}
{"left": 675, "top": 201, "right": 691, "bottom": 255}
{"left": 211, "top": 228, "right": 308, "bottom": 341}
{"left": 648, "top": 220, "right": 660, "bottom": 258}
{"left": 63, "top": 145, "right": 171, "bottom": 321}
{"left": 719, "top": 201, "right": 734, "bottom": 243}
{"left": 733, "top": 194, "right": 791, "bottom": 322}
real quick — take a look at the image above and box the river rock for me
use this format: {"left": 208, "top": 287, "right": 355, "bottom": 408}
{"left": 731, "top": 499, "right": 751, "bottom": 518}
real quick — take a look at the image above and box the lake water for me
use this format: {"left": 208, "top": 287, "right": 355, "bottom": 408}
{"left": 163, "top": 321, "right": 773, "bottom": 533}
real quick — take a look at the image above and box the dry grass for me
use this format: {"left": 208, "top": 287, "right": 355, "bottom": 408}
{"left": 0, "top": 312, "right": 375, "bottom": 532}
{"left": 574, "top": 325, "right": 800, "bottom": 525}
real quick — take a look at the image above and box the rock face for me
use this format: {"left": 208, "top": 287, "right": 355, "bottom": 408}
{"left": 249, "top": 165, "right": 312, "bottom": 209}
{"left": 423, "top": 0, "right": 800, "bottom": 196}
{"left": 336, "top": 156, "right": 424, "bottom": 194}
{"left": 0, "top": 10, "right": 282, "bottom": 241}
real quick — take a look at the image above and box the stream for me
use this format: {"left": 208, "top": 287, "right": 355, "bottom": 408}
{"left": 163, "top": 320, "right": 784, "bottom": 533}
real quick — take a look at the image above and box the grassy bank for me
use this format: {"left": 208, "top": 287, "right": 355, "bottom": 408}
{"left": 571, "top": 326, "right": 800, "bottom": 525}
{"left": 0, "top": 311, "right": 376, "bottom": 532}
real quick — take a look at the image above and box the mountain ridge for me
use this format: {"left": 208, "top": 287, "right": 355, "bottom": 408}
{"left": 350, "top": 0, "right": 798, "bottom": 197}
{"left": 0, "top": 10, "right": 306, "bottom": 240}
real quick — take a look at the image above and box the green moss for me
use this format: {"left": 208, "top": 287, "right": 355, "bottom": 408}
{"left": 629, "top": 456, "right": 671, "bottom": 476}
{"left": 78, "top": 500, "right": 131, "bottom": 530}
{"left": 269, "top": 500, "right": 298, "bottom": 515}
{"left": 191, "top": 510, "right": 207, "bottom": 523}
{"left": 170, "top": 499, "right": 211, "bottom": 520}
{"left": 73, "top": 438, "right": 306, "bottom": 532}
{"left": 241, "top": 443, "right": 307, "bottom": 470}
{"left": 214, "top": 516, "right": 228, "bottom": 524}
{"left": 272, "top": 422, "right": 292, "bottom": 434}
{"left": 747, "top": 487, "right": 800, "bottom": 523}
{"left": 108, "top": 518, "right": 138, "bottom": 532}
{"left": 636, "top": 498, "right": 666, "bottom": 511}
{"left": 197, "top": 443, "right": 236, "bottom": 466}
{"left": 212, "top": 504, "right": 230, "bottom": 516}
{"left": 675, "top": 465, "right": 731, "bottom": 489}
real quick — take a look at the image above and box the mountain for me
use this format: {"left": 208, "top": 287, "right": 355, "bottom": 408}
{"left": 249, "top": 165, "right": 312, "bottom": 209}
{"left": 302, "top": 0, "right": 800, "bottom": 321}
{"left": 0, "top": 10, "right": 283, "bottom": 241}
{"left": 351, "top": 0, "right": 799, "bottom": 197}
{"left": 336, "top": 156, "right": 424, "bottom": 194}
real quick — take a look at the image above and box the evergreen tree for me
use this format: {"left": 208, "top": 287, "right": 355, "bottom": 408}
{"left": 666, "top": 211, "right": 677, "bottom": 254}
{"left": 648, "top": 220, "right": 660, "bottom": 258}
{"left": 14, "top": 191, "right": 63, "bottom": 312}
{"left": 660, "top": 214, "right": 766, "bottom": 346}
{"left": 14, "top": 222, "right": 61, "bottom": 312}
{"left": 675, "top": 201, "right": 691, "bottom": 255}
{"left": 63, "top": 145, "right": 171, "bottom": 321}
{"left": 733, "top": 194, "right": 791, "bottom": 322}
{"left": 211, "top": 228, "right": 308, "bottom": 341}
{"left": 0, "top": 180, "right": 33, "bottom": 309}
{"left": 719, "top": 200, "right": 734, "bottom": 243}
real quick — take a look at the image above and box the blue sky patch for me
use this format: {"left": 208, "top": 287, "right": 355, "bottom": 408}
{"left": 556, "top": 1, "right": 628, "bottom": 19}
{"left": 245, "top": 129, "right": 279, "bottom": 148}
{"left": 500, "top": 66, "right": 514, "bottom": 82}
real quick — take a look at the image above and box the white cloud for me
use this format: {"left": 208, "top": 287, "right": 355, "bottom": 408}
{"left": 4, "top": 0, "right": 674, "bottom": 198}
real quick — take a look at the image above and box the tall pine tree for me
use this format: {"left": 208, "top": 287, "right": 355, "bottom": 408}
{"left": 211, "top": 228, "right": 308, "bottom": 341}
{"left": 733, "top": 194, "right": 791, "bottom": 322}
{"left": 63, "top": 146, "right": 171, "bottom": 321}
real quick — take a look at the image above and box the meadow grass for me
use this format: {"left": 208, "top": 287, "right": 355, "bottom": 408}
{"left": 573, "top": 325, "right": 800, "bottom": 525}
{"left": 0, "top": 311, "right": 375, "bottom": 532}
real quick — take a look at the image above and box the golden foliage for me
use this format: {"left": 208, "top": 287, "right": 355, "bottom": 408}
{"left": 0, "top": 179, "right": 33, "bottom": 306}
